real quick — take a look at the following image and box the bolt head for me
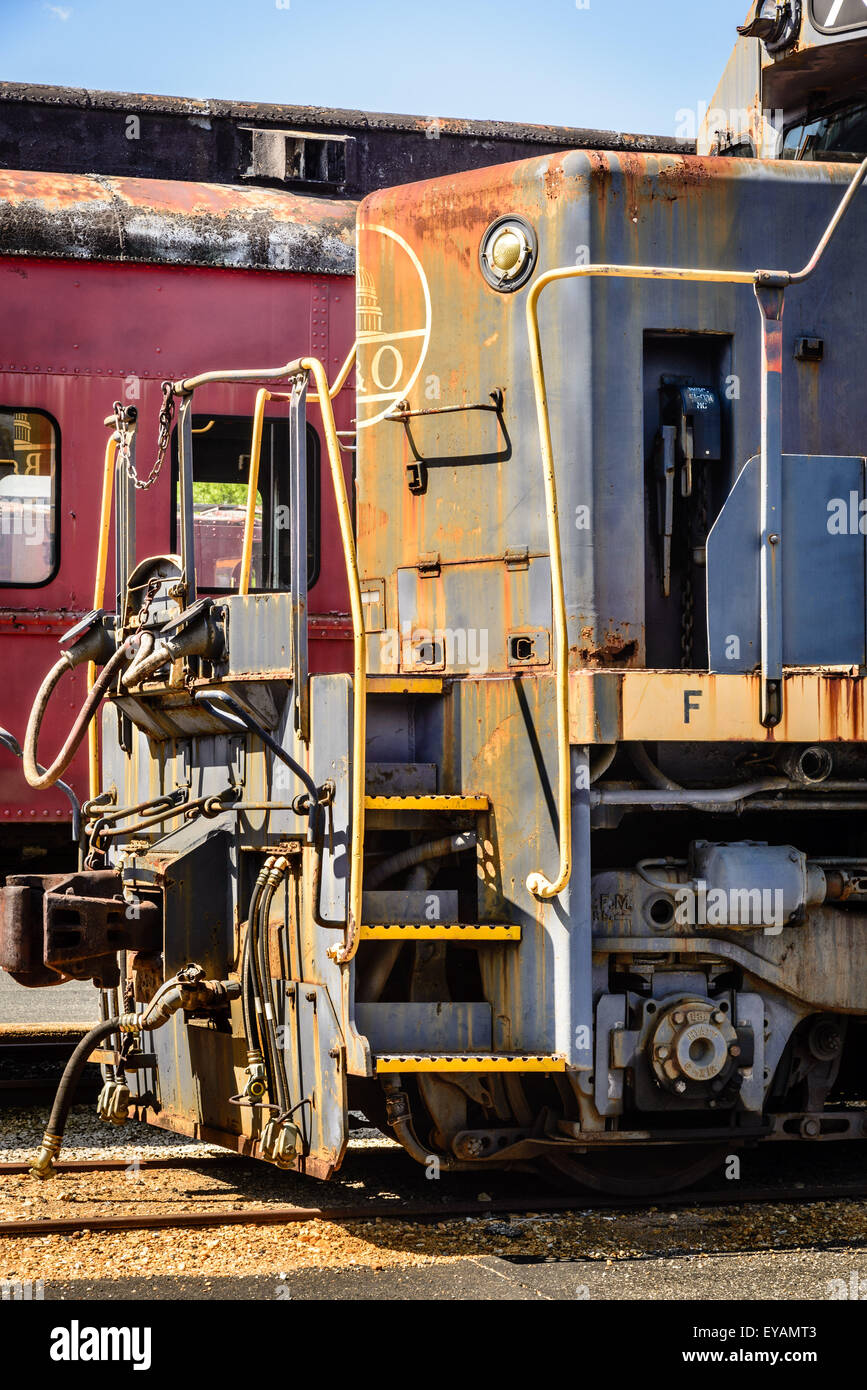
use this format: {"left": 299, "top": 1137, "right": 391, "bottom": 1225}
{"left": 674, "top": 1080, "right": 687, "bottom": 1093}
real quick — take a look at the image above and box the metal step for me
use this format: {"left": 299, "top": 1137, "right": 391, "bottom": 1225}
{"left": 375, "top": 1053, "right": 566, "bottom": 1073}
{"left": 364, "top": 794, "right": 489, "bottom": 811}
{"left": 361, "top": 889, "right": 459, "bottom": 924}
{"left": 365, "top": 762, "right": 438, "bottom": 796}
{"left": 359, "top": 923, "right": 520, "bottom": 942}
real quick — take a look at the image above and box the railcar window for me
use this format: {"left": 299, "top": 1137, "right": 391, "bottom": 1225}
{"left": 171, "top": 414, "right": 320, "bottom": 592}
{"left": 0, "top": 408, "right": 59, "bottom": 587}
{"left": 782, "top": 102, "right": 867, "bottom": 161}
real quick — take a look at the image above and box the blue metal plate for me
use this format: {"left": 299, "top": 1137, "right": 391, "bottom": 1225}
{"left": 707, "top": 454, "right": 866, "bottom": 671}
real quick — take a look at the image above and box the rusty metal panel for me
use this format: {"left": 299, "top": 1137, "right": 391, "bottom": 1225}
{"left": 570, "top": 669, "right": 867, "bottom": 743}
{"left": 355, "top": 1002, "right": 492, "bottom": 1054}
{"left": 356, "top": 153, "right": 864, "bottom": 679}
{"left": 283, "top": 981, "right": 347, "bottom": 1176}
{"left": 394, "top": 556, "right": 552, "bottom": 676}
{"left": 0, "top": 171, "right": 356, "bottom": 274}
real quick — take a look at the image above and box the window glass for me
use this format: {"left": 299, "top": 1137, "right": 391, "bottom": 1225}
{"left": 0, "top": 409, "right": 58, "bottom": 586}
{"left": 782, "top": 103, "right": 867, "bottom": 161}
{"left": 192, "top": 480, "right": 262, "bottom": 590}
{"left": 171, "top": 415, "right": 320, "bottom": 592}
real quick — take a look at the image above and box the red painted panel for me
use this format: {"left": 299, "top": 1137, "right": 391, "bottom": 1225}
{"left": 0, "top": 255, "right": 356, "bottom": 821}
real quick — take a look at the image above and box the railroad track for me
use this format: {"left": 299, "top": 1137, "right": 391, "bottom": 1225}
{"left": 1, "top": 1175, "right": 865, "bottom": 1237}
{"left": 0, "top": 1023, "right": 101, "bottom": 1108}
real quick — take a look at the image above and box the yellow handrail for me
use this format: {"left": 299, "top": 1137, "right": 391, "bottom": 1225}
{"left": 87, "top": 434, "right": 117, "bottom": 801}
{"left": 309, "top": 342, "right": 357, "bottom": 403}
{"left": 301, "top": 356, "right": 365, "bottom": 964}
{"left": 172, "top": 351, "right": 364, "bottom": 964}
{"left": 524, "top": 260, "right": 757, "bottom": 901}
{"left": 239, "top": 388, "right": 267, "bottom": 596}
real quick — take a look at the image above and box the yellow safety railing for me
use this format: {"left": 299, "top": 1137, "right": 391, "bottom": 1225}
{"left": 525, "top": 162, "right": 867, "bottom": 899}
{"left": 524, "top": 262, "right": 756, "bottom": 902}
{"left": 88, "top": 434, "right": 118, "bottom": 801}
{"left": 174, "top": 349, "right": 364, "bottom": 963}
{"left": 239, "top": 387, "right": 268, "bottom": 597}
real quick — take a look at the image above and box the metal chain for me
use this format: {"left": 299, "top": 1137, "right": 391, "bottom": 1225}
{"left": 680, "top": 572, "right": 694, "bottom": 669}
{"left": 113, "top": 380, "right": 175, "bottom": 491}
{"left": 679, "top": 462, "right": 709, "bottom": 670}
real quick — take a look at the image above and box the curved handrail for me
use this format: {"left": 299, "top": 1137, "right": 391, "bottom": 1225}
{"left": 523, "top": 157, "right": 867, "bottom": 900}
{"left": 169, "top": 352, "right": 365, "bottom": 963}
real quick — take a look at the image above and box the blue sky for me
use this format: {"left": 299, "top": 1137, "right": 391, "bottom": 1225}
{"left": 5, "top": 0, "right": 749, "bottom": 135}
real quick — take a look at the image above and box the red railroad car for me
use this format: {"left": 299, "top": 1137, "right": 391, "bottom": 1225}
{"left": 0, "top": 171, "right": 357, "bottom": 871}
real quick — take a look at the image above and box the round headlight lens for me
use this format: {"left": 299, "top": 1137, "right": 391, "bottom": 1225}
{"left": 479, "top": 216, "right": 538, "bottom": 292}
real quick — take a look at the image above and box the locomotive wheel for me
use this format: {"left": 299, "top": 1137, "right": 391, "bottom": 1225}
{"left": 543, "top": 1144, "right": 731, "bottom": 1197}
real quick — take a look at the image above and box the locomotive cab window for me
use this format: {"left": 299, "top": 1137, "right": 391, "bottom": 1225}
{"left": 171, "top": 414, "right": 320, "bottom": 592}
{"left": 0, "top": 408, "right": 59, "bottom": 587}
{"left": 782, "top": 101, "right": 867, "bottom": 161}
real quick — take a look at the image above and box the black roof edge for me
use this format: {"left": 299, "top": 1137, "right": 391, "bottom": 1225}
{"left": 0, "top": 81, "right": 694, "bottom": 153}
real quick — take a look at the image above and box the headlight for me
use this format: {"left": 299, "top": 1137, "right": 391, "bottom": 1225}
{"left": 479, "top": 216, "right": 538, "bottom": 292}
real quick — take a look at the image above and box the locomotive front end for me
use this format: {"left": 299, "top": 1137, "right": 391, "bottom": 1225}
{"left": 7, "top": 88, "right": 867, "bottom": 1192}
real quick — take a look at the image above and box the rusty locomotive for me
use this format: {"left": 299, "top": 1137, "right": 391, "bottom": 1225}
{"left": 2, "top": 93, "right": 650, "bottom": 875}
{"left": 7, "top": 4, "right": 867, "bottom": 1193}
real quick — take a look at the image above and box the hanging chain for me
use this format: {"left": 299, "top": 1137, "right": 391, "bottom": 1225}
{"left": 113, "top": 380, "right": 175, "bottom": 491}
{"left": 680, "top": 571, "right": 694, "bottom": 669}
{"left": 679, "top": 462, "right": 710, "bottom": 670}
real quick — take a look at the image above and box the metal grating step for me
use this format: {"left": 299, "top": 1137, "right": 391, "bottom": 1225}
{"left": 375, "top": 1054, "right": 566, "bottom": 1073}
{"left": 359, "top": 923, "right": 520, "bottom": 942}
{"left": 364, "top": 794, "right": 489, "bottom": 811}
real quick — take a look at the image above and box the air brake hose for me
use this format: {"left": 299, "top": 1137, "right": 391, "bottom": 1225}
{"left": 241, "top": 865, "right": 272, "bottom": 1091}
{"left": 30, "top": 967, "right": 240, "bottom": 1177}
{"left": 29, "top": 1018, "right": 120, "bottom": 1178}
{"left": 255, "top": 858, "right": 291, "bottom": 1116}
{"left": 23, "top": 636, "right": 137, "bottom": 791}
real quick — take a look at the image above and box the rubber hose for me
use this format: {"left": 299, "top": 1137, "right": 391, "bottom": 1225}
{"left": 42, "top": 1017, "right": 119, "bottom": 1156}
{"left": 366, "top": 832, "right": 476, "bottom": 889}
{"left": 242, "top": 872, "right": 269, "bottom": 1059}
{"left": 360, "top": 862, "right": 436, "bottom": 1004}
{"left": 240, "top": 872, "right": 268, "bottom": 1056}
{"left": 626, "top": 741, "right": 683, "bottom": 793}
{"left": 590, "top": 744, "right": 618, "bottom": 784}
{"left": 256, "top": 876, "right": 289, "bottom": 1113}
{"left": 23, "top": 638, "right": 135, "bottom": 791}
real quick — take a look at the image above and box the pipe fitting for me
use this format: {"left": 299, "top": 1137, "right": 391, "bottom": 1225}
{"left": 30, "top": 1132, "right": 62, "bottom": 1180}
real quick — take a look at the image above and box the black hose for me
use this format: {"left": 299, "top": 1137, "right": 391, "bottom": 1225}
{"left": 241, "top": 869, "right": 267, "bottom": 1054}
{"left": 24, "top": 638, "right": 136, "bottom": 791}
{"left": 47, "top": 1018, "right": 118, "bottom": 1137}
{"left": 194, "top": 691, "right": 320, "bottom": 843}
{"left": 626, "top": 742, "right": 683, "bottom": 792}
{"left": 366, "top": 832, "right": 477, "bottom": 889}
{"left": 256, "top": 874, "right": 290, "bottom": 1115}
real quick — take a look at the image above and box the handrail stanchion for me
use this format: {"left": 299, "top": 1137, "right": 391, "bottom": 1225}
{"left": 523, "top": 158, "right": 867, "bottom": 900}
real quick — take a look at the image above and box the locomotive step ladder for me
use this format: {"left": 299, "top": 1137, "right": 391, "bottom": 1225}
{"left": 374, "top": 1054, "right": 567, "bottom": 1073}
{"left": 360, "top": 790, "right": 513, "bottom": 942}
{"left": 359, "top": 924, "right": 520, "bottom": 941}
{"left": 357, "top": 784, "right": 565, "bottom": 1073}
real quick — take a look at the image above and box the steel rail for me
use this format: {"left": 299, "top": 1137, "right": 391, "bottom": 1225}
{"left": 0, "top": 1155, "right": 245, "bottom": 1175}
{"left": 2, "top": 1181, "right": 867, "bottom": 1236}
{"left": 523, "top": 156, "right": 867, "bottom": 903}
